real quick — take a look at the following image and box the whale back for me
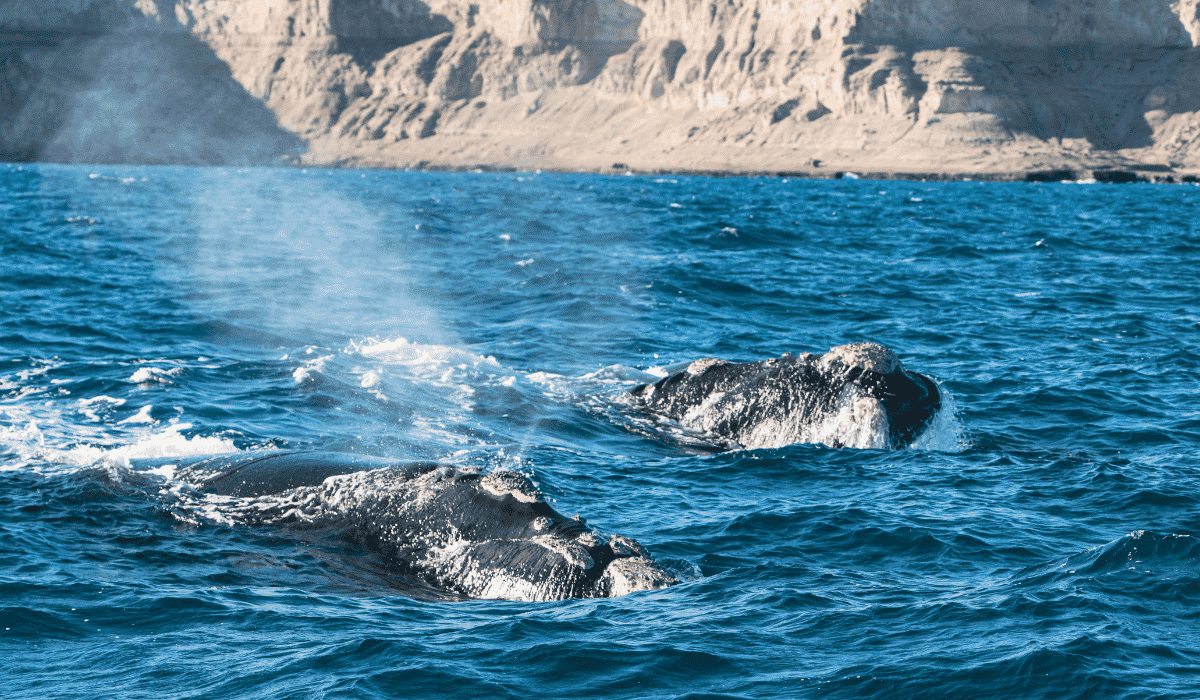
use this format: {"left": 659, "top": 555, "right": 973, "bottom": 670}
{"left": 170, "top": 452, "right": 677, "bottom": 601}
{"left": 187, "top": 452, "right": 439, "bottom": 497}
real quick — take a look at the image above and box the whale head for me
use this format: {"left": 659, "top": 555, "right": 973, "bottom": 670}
{"left": 820, "top": 343, "right": 942, "bottom": 448}
{"left": 411, "top": 470, "right": 679, "bottom": 600}
{"left": 631, "top": 342, "right": 942, "bottom": 450}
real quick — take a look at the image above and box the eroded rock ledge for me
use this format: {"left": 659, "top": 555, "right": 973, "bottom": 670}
{"left": 5, "top": 0, "right": 1200, "bottom": 177}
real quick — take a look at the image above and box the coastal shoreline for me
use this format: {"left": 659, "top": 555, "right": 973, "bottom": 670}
{"left": 295, "top": 153, "right": 1200, "bottom": 184}
{"left": 15, "top": 151, "right": 1198, "bottom": 184}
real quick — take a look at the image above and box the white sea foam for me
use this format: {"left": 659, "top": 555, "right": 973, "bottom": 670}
{"left": 77, "top": 396, "right": 126, "bottom": 422}
{"left": 344, "top": 337, "right": 522, "bottom": 449}
{"left": 0, "top": 416, "right": 237, "bottom": 473}
{"left": 293, "top": 354, "right": 332, "bottom": 383}
{"left": 1, "top": 356, "right": 239, "bottom": 472}
{"left": 350, "top": 337, "right": 517, "bottom": 400}
{"left": 117, "top": 405, "right": 156, "bottom": 424}
{"left": 353, "top": 337, "right": 500, "bottom": 372}
{"left": 77, "top": 424, "right": 239, "bottom": 468}
{"left": 0, "top": 360, "right": 63, "bottom": 397}
{"left": 129, "top": 367, "right": 183, "bottom": 384}
{"left": 527, "top": 364, "right": 659, "bottom": 400}
{"left": 909, "top": 383, "right": 967, "bottom": 452}
{"left": 0, "top": 420, "right": 46, "bottom": 470}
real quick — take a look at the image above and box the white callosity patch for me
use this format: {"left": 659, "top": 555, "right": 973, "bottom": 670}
{"left": 457, "top": 568, "right": 545, "bottom": 602}
{"left": 686, "top": 377, "right": 889, "bottom": 450}
{"left": 734, "top": 384, "right": 897, "bottom": 449}
{"left": 602, "top": 557, "right": 677, "bottom": 598}
{"left": 686, "top": 358, "right": 727, "bottom": 376}
{"left": 598, "top": 535, "right": 675, "bottom": 597}
{"left": 178, "top": 461, "right": 675, "bottom": 601}
{"left": 819, "top": 343, "right": 900, "bottom": 375}
{"left": 479, "top": 470, "right": 540, "bottom": 503}
{"left": 821, "top": 388, "right": 890, "bottom": 451}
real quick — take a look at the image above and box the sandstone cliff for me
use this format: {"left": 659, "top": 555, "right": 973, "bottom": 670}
{"left": 5, "top": 0, "right": 1200, "bottom": 176}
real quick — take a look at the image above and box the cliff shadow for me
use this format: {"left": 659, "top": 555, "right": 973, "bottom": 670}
{"left": 1, "top": 28, "right": 303, "bottom": 166}
{"left": 574, "top": 0, "right": 645, "bottom": 83}
{"left": 330, "top": 0, "right": 454, "bottom": 69}
{"left": 958, "top": 45, "right": 1179, "bottom": 151}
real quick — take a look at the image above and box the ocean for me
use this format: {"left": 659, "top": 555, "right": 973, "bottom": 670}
{"left": 1, "top": 163, "right": 1198, "bottom": 699}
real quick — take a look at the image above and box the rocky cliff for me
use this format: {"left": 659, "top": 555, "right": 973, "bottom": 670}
{"left": 5, "top": 0, "right": 1200, "bottom": 176}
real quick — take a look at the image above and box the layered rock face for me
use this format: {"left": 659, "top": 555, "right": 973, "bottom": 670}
{"left": 5, "top": 0, "right": 1200, "bottom": 173}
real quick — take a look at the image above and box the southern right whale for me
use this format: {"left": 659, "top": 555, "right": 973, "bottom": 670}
{"left": 630, "top": 343, "right": 941, "bottom": 450}
{"left": 172, "top": 451, "right": 677, "bottom": 601}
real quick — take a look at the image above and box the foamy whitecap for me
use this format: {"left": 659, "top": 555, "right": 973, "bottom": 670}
{"left": 117, "top": 405, "right": 156, "bottom": 425}
{"left": 527, "top": 364, "right": 660, "bottom": 401}
{"left": 0, "top": 421, "right": 47, "bottom": 470}
{"left": 359, "top": 370, "right": 381, "bottom": 388}
{"left": 78, "top": 428, "right": 239, "bottom": 469}
{"left": 353, "top": 337, "right": 501, "bottom": 371}
{"left": 293, "top": 355, "right": 332, "bottom": 383}
{"left": 350, "top": 337, "right": 515, "bottom": 407}
{"left": 0, "top": 419, "right": 237, "bottom": 473}
{"left": 76, "top": 396, "right": 126, "bottom": 422}
{"left": 129, "top": 366, "right": 183, "bottom": 384}
{"left": 0, "top": 360, "right": 64, "bottom": 398}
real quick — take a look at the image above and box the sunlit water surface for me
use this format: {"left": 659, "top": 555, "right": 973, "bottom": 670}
{"left": 2, "top": 164, "right": 1198, "bottom": 699}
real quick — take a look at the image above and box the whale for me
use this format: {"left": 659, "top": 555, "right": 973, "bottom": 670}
{"left": 172, "top": 451, "right": 677, "bottom": 601}
{"left": 629, "top": 343, "right": 941, "bottom": 450}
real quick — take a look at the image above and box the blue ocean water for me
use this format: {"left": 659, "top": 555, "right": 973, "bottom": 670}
{"left": 1, "top": 163, "right": 1198, "bottom": 699}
